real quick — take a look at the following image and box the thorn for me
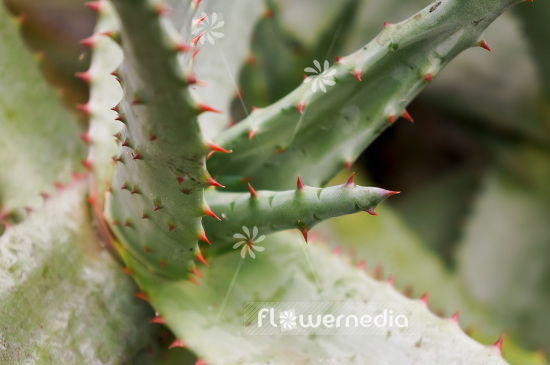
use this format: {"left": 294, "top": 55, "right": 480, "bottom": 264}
{"left": 198, "top": 103, "right": 221, "bottom": 113}
{"left": 111, "top": 105, "right": 119, "bottom": 112}
{"left": 120, "top": 183, "right": 128, "bottom": 190}
{"left": 297, "top": 176, "right": 304, "bottom": 190}
{"left": 79, "top": 35, "right": 96, "bottom": 48}
{"left": 75, "top": 71, "right": 91, "bottom": 83}
{"left": 121, "top": 138, "right": 129, "bottom": 147}
{"left": 479, "top": 39, "right": 491, "bottom": 52}
{"left": 332, "top": 246, "right": 342, "bottom": 256}
{"left": 192, "top": 48, "right": 201, "bottom": 60}
{"left": 383, "top": 21, "right": 390, "bottom": 28}
{"left": 335, "top": 56, "right": 343, "bottom": 64}
{"left": 366, "top": 207, "right": 378, "bottom": 216}
{"left": 384, "top": 190, "right": 401, "bottom": 198}
{"left": 195, "top": 360, "right": 207, "bottom": 365}
{"left": 424, "top": 73, "right": 433, "bottom": 82}
{"left": 388, "top": 115, "right": 395, "bottom": 124}
{"left": 154, "top": 204, "right": 161, "bottom": 211}
{"left": 87, "top": 194, "right": 96, "bottom": 205}
{"left": 199, "top": 231, "right": 211, "bottom": 245}
{"left": 296, "top": 102, "right": 305, "bottom": 114}
{"left": 192, "top": 0, "right": 201, "bottom": 8}
{"left": 121, "top": 267, "right": 133, "bottom": 276}
{"left": 345, "top": 160, "right": 353, "bottom": 170}
{"left": 196, "top": 250, "right": 209, "bottom": 266}
{"left": 160, "top": 260, "right": 166, "bottom": 268}
{"left": 420, "top": 292, "right": 428, "bottom": 306}
{"left": 168, "top": 224, "right": 175, "bottom": 232}
{"left": 112, "top": 219, "right": 119, "bottom": 226}
{"left": 144, "top": 246, "right": 150, "bottom": 253}
{"left": 149, "top": 134, "right": 156, "bottom": 141}
{"left": 386, "top": 275, "right": 395, "bottom": 286}
{"left": 176, "top": 42, "right": 190, "bottom": 52}
{"left": 132, "top": 97, "right": 143, "bottom": 105}
{"left": 76, "top": 103, "right": 90, "bottom": 115}
{"left": 169, "top": 339, "right": 186, "bottom": 349}
{"left": 142, "top": 212, "right": 148, "bottom": 219}
{"left": 492, "top": 334, "right": 505, "bottom": 355}
{"left": 193, "top": 14, "right": 208, "bottom": 27}
{"left": 190, "top": 276, "right": 199, "bottom": 286}
{"left": 134, "top": 292, "right": 149, "bottom": 302}
{"left": 191, "top": 267, "right": 202, "bottom": 278}
{"left": 357, "top": 260, "right": 366, "bottom": 270}
{"left": 115, "top": 114, "right": 124, "bottom": 122}
{"left": 85, "top": 1, "right": 102, "bottom": 12}
{"left": 132, "top": 152, "right": 141, "bottom": 160}
{"left": 80, "top": 132, "right": 90, "bottom": 144}
{"left": 150, "top": 316, "right": 165, "bottom": 324}
{"left": 345, "top": 172, "right": 355, "bottom": 186}
{"left": 206, "top": 140, "right": 232, "bottom": 154}
{"left": 130, "top": 187, "right": 138, "bottom": 194}
{"left": 450, "top": 311, "right": 460, "bottom": 323}
{"left": 353, "top": 68, "right": 362, "bottom": 81}
{"left": 204, "top": 203, "right": 221, "bottom": 221}
{"left": 123, "top": 219, "right": 131, "bottom": 227}
{"left": 248, "top": 183, "right": 257, "bottom": 198}
{"left": 248, "top": 128, "right": 257, "bottom": 140}
{"left": 402, "top": 110, "right": 414, "bottom": 123}
{"left": 191, "top": 31, "right": 206, "bottom": 45}
{"left": 300, "top": 227, "right": 308, "bottom": 243}
{"left": 207, "top": 176, "right": 225, "bottom": 188}
{"left": 81, "top": 159, "right": 92, "bottom": 171}
{"left": 177, "top": 176, "right": 184, "bottom": 185}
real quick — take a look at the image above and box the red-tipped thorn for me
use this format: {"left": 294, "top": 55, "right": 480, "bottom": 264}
{"left": 333, "top": 246, "right": 342, "bottom": 256}
{"left": 420, "top": 292, "right": 428, "bottom": 305}
{"left": 492, "top": 334, "right": 505, "bottom": 355}
{"left": 85, "top": 1, "right": 102, "bottom": 12}
{"left": 402, "top": 110, "right": 414, "bottom": 123}
{"left": 424, "top": 73, "right": 433, "bottom": 82}
{"left": 75, "top": 71, "right": 91, "bottom": 83}
{"left": 169, "top": 339, "right": 186, "bottom": 349}
{"left": 131, "top": 187, "right": 138, "bottom": 194}
{"left": 121, "top": 267, "right": 133, "bottom": 276}
{"left": 207, "top": 141, "right": 232, "bottom": 154}
{"left": 297, "top": 176, "right": 304, "bottom": 190}
{"left": 383, "top": 21, "right": 390, "bottom": 28}
{"left": 141, "top": 212, "right": 148, "bottom": 219}
{"left": 345, "top": 172, "right": 355, "bottom": 186}
{"left": 132, "top": 152, "right": 141, "bottom": 160}
{"left": 79, "top": 35, "right": 96, "bottom": 48}
{"left": 300, "top": 227, "right": 308, "bottom": 243}
{"left": 366, "top": 207, "right": 378, "bottom": 216}
{"left": 336, "top": 56, "right": 343, "bottom": 64}
{"left": 81, "top": 159, "right": 92, "bottom": 171}
{"left": 353, "top": 69, "right": 362, "bottom": 81}
{"left": 296, "top": 102, "right": 305, "bottom": 114}
{"left": 177, "top": 176, "right": 184, "bottom": 185}
{"left": 123, "top": 219, "right": 131, "bottom": 227}
{"left": 198, "top": 103, "right": 221, "bottom": 114}
{"left": 345, "top": 160, "right": 353, "bottom": 170}
{"left": 168, "top": 224, "right": 175, "bottom": 232}
{"left": 160, "top": 260, "right": 166, "bottom": 268}
{"left": 191, "top": 31, "right": 206, "bottom": 45}
{"left": 154, "top": 204, "right": 161, "bottom": 211}
{"left": 192, "top": 0, "right": 201, "bottom": 8}
{"left": 149, "top": 134, "right": 156, "bottom": 141}
{"left": 176, "top": 42, "right": 190, "bottom": 52}
{"left": 204, "top": 204, "right": 221, "bottom": 221}
{"left": 207, "top": 176, "right": 225, "bottom": 188}
{"left": 193, "top": 14, "right": 208, "bottom": 27}
{"left": 248, "top": 128, "right": 257, "bottom": 140}
{"left": 450, "top": 311, "right": 460, "bottom": 323}
{"left": 144, "top": 246, "right": 150, "bottom": 253}
{"left": 150, "top": 316, "right": 165, "bottom": 324}
{"left": 479, "top": 39, "right": 491, "bottom": 52}
{"left": 191, "top": 267, "right": 202, "bottom": 278}
{"left": 386, "top": 275, "right": 395, "bottom": 286}
{"left": 134, "top": 292, "right": 149, "bottom": 302}
{"left": 76, "top": 103, "right": 90, "bottom": 115}
{"left": 248, "top": 183, "right": 257, "bottom": 198}
{"left": 196, "top": 251, "right": 209, "bottom": 266}
{"left": 192, "top": 48, "right": 201, "bottom": 60}
{"left": 190, "top": 276, "right": 199, "bottom": 286}
{"left": 357, "top": 260, "right": 366, "bottom": 270}
{"left": 195, "top": 360, "right": 207, "bottom": 365}
{"left": 388, "top": 115, "right": 395, "bottom": 124}
{"left": 80, "top": 132, "right": 90, "bottom": 144}
{"left": 120, "top": 183, "right": 128, "bottom": 190}
{"left": 199, "top": 231, "right": 211, "bottom": 245}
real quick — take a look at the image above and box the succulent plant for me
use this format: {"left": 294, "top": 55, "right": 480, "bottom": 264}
{"left": 1, "top": 0, "right": 548, "bottom": 364}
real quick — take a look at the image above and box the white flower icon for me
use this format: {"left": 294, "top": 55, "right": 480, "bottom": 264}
{"left": 304, "top": 60, "right": 336, "bottom": 93}
{"left": 232, "top": 226, "right": 265, "bottom": 259}
{"left": 193, "top": 12, "right": 225, "bottom": 45}
{"left": 279, "top": 309, "right": 297, "bottom": 331}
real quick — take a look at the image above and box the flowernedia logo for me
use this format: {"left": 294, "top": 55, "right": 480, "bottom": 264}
{"left": 244, "top": 302, "right": 415, "bottom": 336}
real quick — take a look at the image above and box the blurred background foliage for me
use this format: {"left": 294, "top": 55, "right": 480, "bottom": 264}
{"left": 2, "top": 0, "right": 549, "bottom": 363}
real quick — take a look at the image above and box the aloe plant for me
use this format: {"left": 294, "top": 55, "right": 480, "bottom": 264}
{"left": 1, "top": 0, "right": 548, "bottom": 364}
